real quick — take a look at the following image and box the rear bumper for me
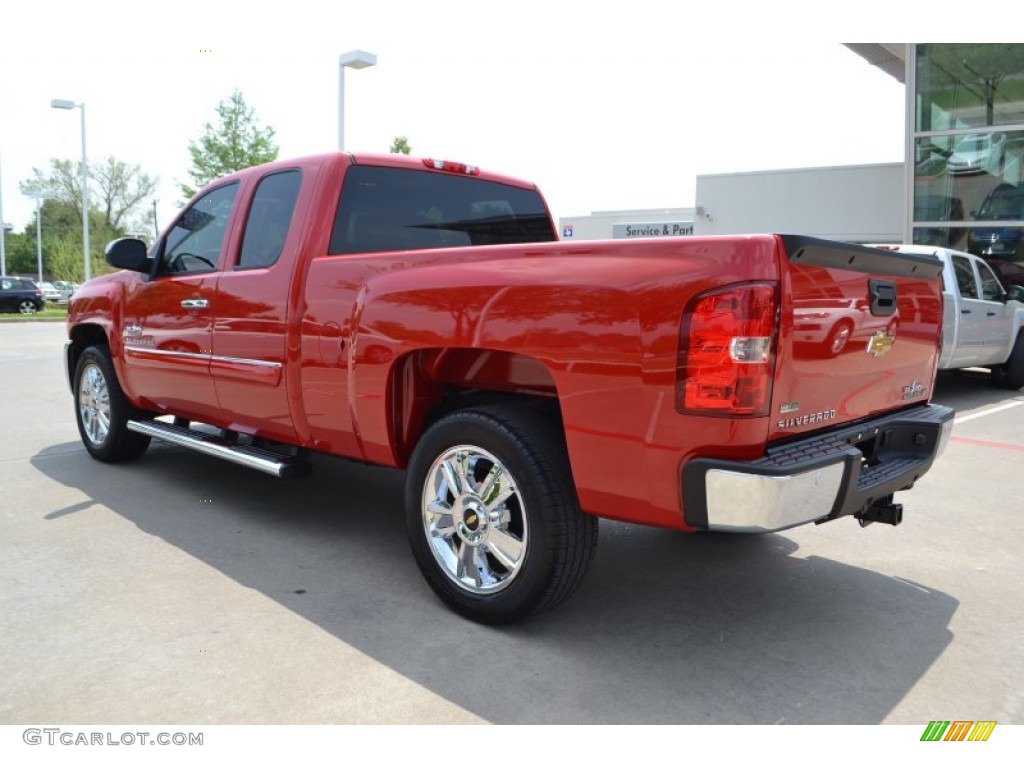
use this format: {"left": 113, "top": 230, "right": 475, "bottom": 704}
{"left": 682, "top": 404, "right": 955, "bottom": 533}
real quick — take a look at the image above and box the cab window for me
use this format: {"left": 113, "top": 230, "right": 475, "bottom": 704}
{"left": 159, "top": 183, "right": 239, "bottom": 275}
{"left": 237, "top": 170, "right": 302, "bottom": 270}
{"left": 329, "top": 165, "right": 556, "bottom": 255}
{"left": 977, "top": 260, "right": 1004, "bottom": 301}
{"left": 952, "top": 255, "right": 979, "bottom": 299}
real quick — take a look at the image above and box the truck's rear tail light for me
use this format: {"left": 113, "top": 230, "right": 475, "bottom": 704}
{"left": 423, "top": 158, "right": 480, "bottom": 176}
{"left": 676, "top": 282, "right": 778, "bottom": 417}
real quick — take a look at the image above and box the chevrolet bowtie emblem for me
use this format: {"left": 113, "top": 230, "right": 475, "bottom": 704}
{"left": 866, "top": 330, "right": 896, "bottom": 357}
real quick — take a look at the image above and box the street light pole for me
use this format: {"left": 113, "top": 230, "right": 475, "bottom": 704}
{"left": 338, "top": 50, "right": 377, "bottom": 151}
{"left": 0, "top": 152, "right": 6, "bottom": 277}
{"left": 51, "top": 98, "right": 90, "bottom": 282}
{"left": 33, "top": 195, "right": 43, "bottom": 283}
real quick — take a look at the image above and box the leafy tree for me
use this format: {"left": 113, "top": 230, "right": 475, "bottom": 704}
{"left": 2, "top": 232, "right": 37, "bottom": 277}
{"left": 389, "top": 136, "right": 412, "bottom": 155}
{"left": 90, "top": 158, "right": 159, "bottom": 231}
{"left": 180, "top": 89, "right": 279, "bottom": 200}
{"left": 21, "top": 157, "right": 158, "bottom": 234}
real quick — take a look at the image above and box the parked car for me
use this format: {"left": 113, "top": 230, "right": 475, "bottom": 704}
{"left": 947, "top": 132, "right": 1007, "bottom": 176}
{"left": 869, "top": 244, "right": 1024, "bottom": 388}
{"left": 51, "top": 281, "right": 78, "bottom": 302}
{"left": 37, "top": 282, "right": 63, "bottom": 303}
{"left": 793, "top": 297, "right": 898, "bottom": 357}
{"left": 63, "top": 151, "right": 954, "bottom": 624}
{"left": 967, "top": 184, "right": 1024, "bottom": 287}
{"left": 0, "top": 277, "right": 45, "bottom": 314}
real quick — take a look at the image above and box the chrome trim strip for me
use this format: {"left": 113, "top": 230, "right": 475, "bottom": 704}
{"left": 209, "top": 354, "right": 282, "bottom": 369}
{"left": 704, "top": 462, "right": 846, "bottom": 533}
{"left": 123, "top": 344, "right": 282, "bottom": 369}
{"left": 127, "top": 420, "right": 289, "bottom": 477}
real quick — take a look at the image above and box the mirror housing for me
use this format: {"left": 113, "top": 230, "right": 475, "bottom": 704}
{"left": 105, "top": 237, "right": 150, "bottom": 273}
{"left": 1007, "top": 284, "right": 1024, "bottom": 303}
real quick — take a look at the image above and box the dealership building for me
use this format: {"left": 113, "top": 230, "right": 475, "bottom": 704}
{"left": 559, "top": 44, "right": 1024, "bottom": 267}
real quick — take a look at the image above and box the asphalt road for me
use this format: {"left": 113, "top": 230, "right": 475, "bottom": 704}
{"left": 2, "top": 321, "right": 1022, "bottom": 725}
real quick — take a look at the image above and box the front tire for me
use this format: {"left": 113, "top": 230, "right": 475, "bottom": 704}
{"left": 405, "top": 405, "right": 597, "bottom": 624}
{"left": 74, "top": 344, "right": 151, "bottom": 461}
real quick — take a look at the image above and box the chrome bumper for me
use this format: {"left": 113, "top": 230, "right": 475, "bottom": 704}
{"left": 682, "top": 404, "right": 955, "bottom": 533}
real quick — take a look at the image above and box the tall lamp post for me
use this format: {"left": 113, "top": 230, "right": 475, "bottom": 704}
{"left": 0, "top": 152, "right": 7, "bottom": 277}
{"left": 24, "top": 191, "right": 53, "bottom": 284}
{"left": 50, "top": 98, "right": 90, "bottom": 282}
{"left": 338, "top": 50, "right": 377, "bottom": 151}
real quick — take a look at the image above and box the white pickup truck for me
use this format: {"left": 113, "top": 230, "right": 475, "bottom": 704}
{"left": 871, "top": 244, "right": 1024, "bottom": 389}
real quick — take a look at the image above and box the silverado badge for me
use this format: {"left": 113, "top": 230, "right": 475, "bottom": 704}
{"left": 902, "top": 379, "right": 926, "bottom": 400}
{"left": 866, "top": 329, "right": 896, "bottom": 358}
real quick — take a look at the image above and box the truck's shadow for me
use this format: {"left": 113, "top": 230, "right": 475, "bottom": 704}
{"left": 933, "top": 367, "right": 1024, "bottom": 411}
{"left": 32, "top": 440, "right": 956, "bottom": 724}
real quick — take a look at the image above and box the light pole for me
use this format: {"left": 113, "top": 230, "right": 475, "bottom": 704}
{"left": 0, "top": 152, "right": 6, "bottom": 277}
{"left": 50, "top": 98, "right": 90, "bottom": 282}
{"left": 24, "top": 191, "right": 53, "bottom": 284}
{"left": 338, "top": 50, "right": 377, "bottom": 151}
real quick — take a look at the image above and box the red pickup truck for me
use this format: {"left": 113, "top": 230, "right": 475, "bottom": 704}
{"left": 65, "top": 152, "right": 954, "bottom": 624}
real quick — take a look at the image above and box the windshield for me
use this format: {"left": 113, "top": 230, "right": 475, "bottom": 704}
{"left": 977, "top": 189, "right": 1024, "bottom": 220}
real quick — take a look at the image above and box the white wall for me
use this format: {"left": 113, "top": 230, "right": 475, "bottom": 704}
{"left": 693, "top": 163, "right": 904, "bottom": 243}
{"left": 558, "top": 208, "right": 696, "bottom": 241}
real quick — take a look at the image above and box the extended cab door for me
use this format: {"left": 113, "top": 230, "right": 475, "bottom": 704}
{"left": 948, "top": 252, "right": 992, "bottom": 367}
{"left": 974, "top": 257, "right": 1019, "bottom": 364}
{"left": 209, "top": 168, "right": 304, "bottom": 444}
{"left": 120, "top": 182, "right": 239, "bottom": 423}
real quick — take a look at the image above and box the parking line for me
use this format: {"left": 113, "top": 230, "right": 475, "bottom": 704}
{"left": 950, "top": 436, "right": 1024, "bottom": 453}
{"left": 953, "top": 400, "right": 1024, "bottom": 425}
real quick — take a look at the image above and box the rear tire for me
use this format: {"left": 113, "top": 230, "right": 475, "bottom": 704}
{"left": 405, "top": 405, "right": 597, "bottom": 624}
{"left": 992, "top": 331, "right": 1024, "bottom": 390}
{"left": 74, "top": 344, "right": 151, "bottom": 461}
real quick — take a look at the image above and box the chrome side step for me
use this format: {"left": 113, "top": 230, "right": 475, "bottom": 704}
{"left": 127, "top": 419, "right": 310, "bottom": 479}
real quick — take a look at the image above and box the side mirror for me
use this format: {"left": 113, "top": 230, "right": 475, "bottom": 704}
{"left": 1007, "top": 284, "right": 1024, "bottom": 303}
{"left": 105, "top": 237, "right": 150, "bottom": 273}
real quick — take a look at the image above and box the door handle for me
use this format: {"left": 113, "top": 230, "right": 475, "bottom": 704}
{"left": 181, "top": 299, "right": 209, "bottom": 309}
{"left": 987, "top": 311, "right": 997, "bottom": 316}
{"left": 961, "top": 308, "right": 972, "bottom": 314}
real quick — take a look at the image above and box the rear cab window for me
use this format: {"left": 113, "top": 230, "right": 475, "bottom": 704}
{"left": 328, "top": 165, "right": 556, "bottom": 255}
{"left": 237, "top": 170, "right": 302, "bottom": 270}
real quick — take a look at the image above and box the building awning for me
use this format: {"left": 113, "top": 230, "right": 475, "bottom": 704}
{"left": 844, "top": 43, "right": 907, "bottom": 83}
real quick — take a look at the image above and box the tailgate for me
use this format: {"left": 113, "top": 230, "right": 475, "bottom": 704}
{"left": 771, "top": 235, "right": 944, "bottom": 442}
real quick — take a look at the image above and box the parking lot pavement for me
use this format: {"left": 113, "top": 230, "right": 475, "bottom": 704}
{"left": 2, "top": 322, "right": 1023, "bottom": 725}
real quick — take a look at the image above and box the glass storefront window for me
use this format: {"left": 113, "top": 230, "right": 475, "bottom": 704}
{"left": 913, "top": 127, "right": 1024, "bottom": 287}
{"left": 916, "top": 44, "right": 1024, "bottom": 132}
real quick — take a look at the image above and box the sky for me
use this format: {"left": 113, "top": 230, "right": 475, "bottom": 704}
{"left": 0, "top": 1, "right": 968, "bottom": 238}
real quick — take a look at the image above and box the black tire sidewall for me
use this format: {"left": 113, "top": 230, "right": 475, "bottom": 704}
{"left": 405, "top": 409, "right": 571, "bottom": 624}
{"left": 73, "top": 345, "right": 148, "bottom": 461}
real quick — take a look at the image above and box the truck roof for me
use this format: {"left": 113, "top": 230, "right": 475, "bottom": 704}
{"left": 199, "top": 152, "right": 542, "bottom": 195}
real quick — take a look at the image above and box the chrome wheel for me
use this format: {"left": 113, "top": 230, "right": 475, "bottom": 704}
{"left": 78, "top": 363, "right": 111, "bottom": 447}
{"left": 421, "top": 444, "right": 528, "bottom": 595}
{"left": 828, "top": 322, "right": 852, "bottom": 355}
{"left": 18, "top": 300, "right": 38, "bottom": 314}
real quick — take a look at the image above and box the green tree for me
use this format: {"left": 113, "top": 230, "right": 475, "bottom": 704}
{"left": 389, "top": 136, "right": 412, "bottom": 155}
{"left": 21, "top": 156, "right": 158, "bottom": 233}
{"left": 180, "top": 89, "right": 279, "bottom": 200}
{"left": 2, "top": 232, "right": 37, "bottom": 277}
